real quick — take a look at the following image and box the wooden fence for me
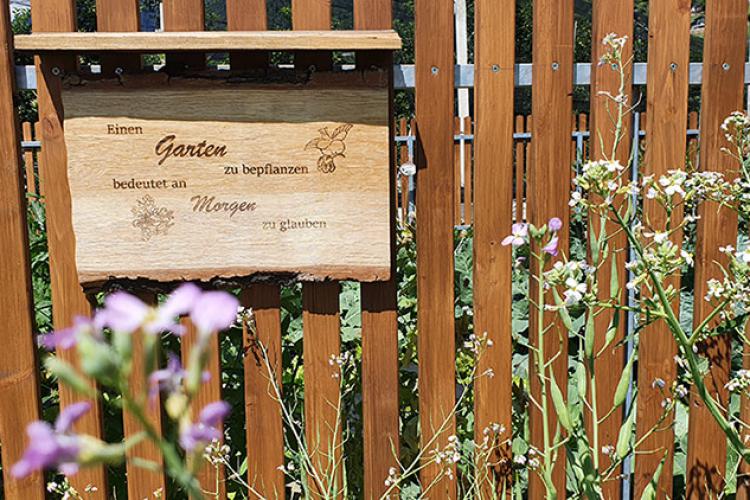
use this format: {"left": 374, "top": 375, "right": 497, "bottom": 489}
{"left": 0, "top": 0, "right": 748, "bottom": 499}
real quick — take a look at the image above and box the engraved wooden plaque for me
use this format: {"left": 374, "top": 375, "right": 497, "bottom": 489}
{"left": 61, "top": 73, "right": 391, "bottom": 285}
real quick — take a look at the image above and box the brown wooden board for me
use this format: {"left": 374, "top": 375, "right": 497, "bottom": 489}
{"left": 473, "top": 0, "right": 515, "bottom": 492}
{"left": 414, "top": 0, "right": 456, "bottom": 496}
{"left": 588, "top": 2, "right": 633, "bottom": 498}
{"left": 0, "top": 5, "right": 45, "bottom": 498}
{"left": 225, "top": 4, "right": 286, "bottom": 498}
{"left": 634, "top": 1, "right": 691, "bottom": 496}
{"left": 353, "top": 1, "right": 401, "bottom": 498}
{"left": 22, "top": 122, "right": 36, "bottom": 195}
{"left": 30, "top": 0, "right": 109, "bottom": 495}
{"left": 685, "top": 1, "right": 747, "bottom": 496}
{"left": 528, "top": 0, "right": 574, "bottom": 496}
{"left": 59, "top": 76, "right": 391, "bottom": 286}
{"left": 291, "top": 2, "right": 344, "bottom": 496}
{"left": 241, "top": 285, "right": 285, "bottom": 497}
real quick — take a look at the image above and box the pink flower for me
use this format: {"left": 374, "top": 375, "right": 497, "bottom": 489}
{"left": 190, "top": 292, "right": 239, "bottom": 334}
{"left": 97, "top": 292, "right": 150, "bottom": 334}
{"left": 39, "top": 316, "right": 96, "bottom": 351}
{"left": 543, "top": 236, "right": 560, "bottom": 256}
{"left": 12, "top": 402, "right": 91, "bottom": 478}
{"left": 548, "top": 217, "right": 563, "bottom": 232}
{"left": 146, "top": 283, "right": 203, "bottom": 336}
{"left": 502, "top": 223, "right": 528, "bottom": 247}
{"left": 179, "top": 401, "right": 230, "bottom": 451}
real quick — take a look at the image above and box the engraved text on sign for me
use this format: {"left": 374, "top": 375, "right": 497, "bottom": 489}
{"left": 62, "top": 79, "right": 391, "bottom": 285}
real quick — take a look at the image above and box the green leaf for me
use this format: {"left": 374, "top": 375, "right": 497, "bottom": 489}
{"left": 584, "top": 313, "right": 595, "bottom": 361}
{"left": 549, "top": 368, "right": 572, "bottom": 432}
{"left": 616, "top": 400, "right": 636, "bottom": 459}
{"left": 640, "top": 452, "right": 667, "bottom": 500}
{"left": 610, "top": 256, "right": 620, "bottom": 300}
{"left": 613, "top": 348, "right": 634, "bottom": 409}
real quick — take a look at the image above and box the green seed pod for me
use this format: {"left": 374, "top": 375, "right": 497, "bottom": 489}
{"left": 550, "top": 369, "right": 572, "bottom": 433}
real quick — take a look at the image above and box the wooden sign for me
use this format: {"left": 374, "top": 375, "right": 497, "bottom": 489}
{"left": 61, "top": 73, "right": 391, "bottom": 285}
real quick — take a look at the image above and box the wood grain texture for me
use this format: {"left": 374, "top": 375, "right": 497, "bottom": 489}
{"left": 353, "top": 2, "right": 400, "bottom": 498}
{"left": 292, "top": 3, "right": 343, "bottom": 497}
{"left": 226, "top": 0, "right": 268, "bottom": 72}
{"left": 95, "top": 0, "right": 141, "bottom": 75}
{"left": 302, "top": 282, "right": 343, "bottom": 495}
{"left": 241, "top": 285, "right": 285, "bottom": 498}
{"left": 163, "top": 0, "right": 205, "bottom": 72}
{"left": 528, "top": 0, "right": 574, "bottom": 496}
{"left": 414, "top": 0, "right": 456, "bottom": 496}
{"left": 122, "top": 309, "right": 167, "bottom": 499}
{"left": 30, "top": 0, "right": 109, "bottom": 495}
{"left": 181, "top": 318, "right": 224, "bottom": 498}
{"left": 588, "top": 2, "right": 633, "bottom": 498}
{"left": 0, "top": 3, "right": 45, "bottom": 497}
{"left": 226, "top": 5, "right": 286, "bottom": 498}
{"left": 14, "top": 31, "right": 403, "bottom": 53}
{"left": 60, "top": 83, "right": 391, "bottom": 285}
{"left": 473, "top": 0, "right": 515, "bottom": 492}
{"left": 685, "top": 1, "right": 747, "bottom": 497}
{"left": 634, "top": 1, "right": 691, "bottom": 497}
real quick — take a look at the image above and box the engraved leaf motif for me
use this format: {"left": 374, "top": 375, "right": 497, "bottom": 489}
{"left": 330, "top": 123, "right": 353, "bottom": 141}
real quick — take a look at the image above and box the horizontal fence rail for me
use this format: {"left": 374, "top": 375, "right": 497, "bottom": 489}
{"left": 14, "top": 62, "right": 750, "bottom": 90}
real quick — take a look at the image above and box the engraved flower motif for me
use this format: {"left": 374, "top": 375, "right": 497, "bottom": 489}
{"left": 305, "top": 123, "right": 353, "bottom": 174}
{"left": 131, "top": 195, "right": 175, "bottom": 241}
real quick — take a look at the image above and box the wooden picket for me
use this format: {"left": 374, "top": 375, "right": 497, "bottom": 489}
{"left": 588, "top": 2, "right": 634, "bottom": 498}
{"left": 29, "top": 0, "right": 110, "bottom": 496}
{"left": 414, "top": 0, "right": 456, "bottom": 496}
{"left": 686, "top": 1, "right": 747, "bottom": 497}
{"left": 635, "top": 1, "right": 691, "bottom": 496}
{"left": 472, "top": 0, "right": 516, "bottom": 493}
{"left": 528, "top": 0, "right": 575, "bottom": 496}
{"left": 0, "top": 5, "right": 45, "bottom": 498}
{"left": 3, "top": 1, "right": 750, "bottom": 499}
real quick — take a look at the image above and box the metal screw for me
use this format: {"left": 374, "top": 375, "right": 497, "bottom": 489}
{"left": 670, "top": 62, "right": 678, "bottom": 72}
{"left": 722, "top": 62, "right": 731, "bottom": 71}
{"left": 551, "top": 62, "right": 560, "bottom": 71}
{"left": 114, "top": 67, "right": 124, "bottom": 76}
{"left": 611, "top": 63, "right": 618, "bottom": 71}
{"left": 308, "top": 65, "right": 317, "bottom": 73}
{"left": 51, "top": 66, "right": 61, "bottom": 76}
{"left": 491, "top": 64, "right": 500, "bottom": 73}
{"left": 431, "top": 66, "right": 439, "bottom": 75}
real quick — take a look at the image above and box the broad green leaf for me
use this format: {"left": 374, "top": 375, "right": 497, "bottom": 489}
{"left": 550, "top": 369, "right": 572, "bottom": 432}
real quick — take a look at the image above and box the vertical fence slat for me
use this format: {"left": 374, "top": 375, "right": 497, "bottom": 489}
{"left": 292, "top": 2, "right": 343, "bottom": 494}
{"left": 0, "top": 6, "right": 45, "bottom": 497}
{"left": 686, "top": 1, "right": 747, "bottom": 496}
{"left": 94, "top": 1, "right": 169, "bottom": 496}
{"left": 588, "top": 2, "right": 633, "bottom": 498}
{"left": 22, "top": 122, "right": 36, "bottom": 196}
{"left": 241, "top": 285, "right": 285, "bottom": 497}
{"left": 353, "top": 1, "right": 400, "bottom": 497}
{"left": 414, "top": 0, "right": 456, "bottom": 495}
{"left": 181, "top": 320, "right": 225, "bottom": 498}
{"left": 528, "top": 0, "right": 574, "bottom": 496}
{"left": 473, "top": 0, "right": 515, "bottom": 492}
{"left": 224, "top": 2, "right": 285, "bottom": 497}
{"left": 634, "top": 1, "right": 691, "bottom": 496}
{"left": 163, "top": 0, "right": 205, "bottom": 70}
{"left": 30, "top": 0, "right": 110, "bottom": 495}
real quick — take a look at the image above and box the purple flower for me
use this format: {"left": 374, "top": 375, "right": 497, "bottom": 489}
{"left": 190, "top": 292, "right": 239, "bottom": 334}
{"left": 543, "top": 235, "right": 560, "bottom": 256}
{"left": 179, "top": 401, "right": 230, "bottom": 452}
{"left": 97, "top": 292, "right": 150, "bottom": 334}
{"left": 39, "top": 316, "right": 95, "bottom": 351}
{"left": 548, "top": 217, "right": 563, "bottom": 232}
{"left": 12, "top": 402, "right": 91, "bottom": 478}
{"left": 501, "top": 223, "right": 529, "bottom": 247}
{"left": 146, "top": 283, "right": 203, "bottom": 336}
{"left": 149, "top": 353, "right": 186, "bottom": 401}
